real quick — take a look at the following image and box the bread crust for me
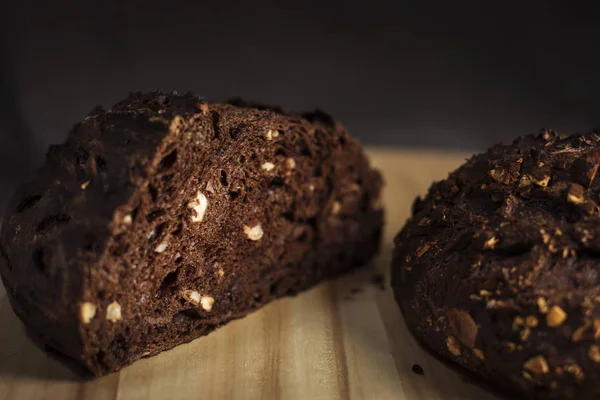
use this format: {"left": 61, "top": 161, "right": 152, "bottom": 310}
{"left": 393, "top": 130, "right": 600, "bottom": 399}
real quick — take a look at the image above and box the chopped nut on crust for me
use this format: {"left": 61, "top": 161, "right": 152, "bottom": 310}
{"left": 416, "top": 243, "right": 432, "bottom": 258}
{"left": 447, "top": 308, "right": 478, "bottom": 348}
{"left": 571, "top": 324, "right": 590, "bottom": 342}
{"left": 486, "top": 299, "right": 517, "bottom": 309}
{"left": 537, "top": 297, "right": 549, "bottom": 314}
{"left": 523, "top": 355, "right": 549, "bottom": 376}
{"left": 473, "top": 348, "right": 485, "bottom": 360}
{"left": 520, "top": 327, "right": 531, "bottom": 341}
{"left": 567, "top": 183, "right": 586, "bottom": 204}
{"left": 565, "top": 364, "right": 585, "bottom": 381}
{"left": 540, "top": 229, "right": 551, "bottom": 245}
{"left": 149, "top": 116, "right": 169, "bottom": 124}
{"left": 593, "top": 319, "right": 600, "bottom": 339}
{"left": 547, "top": 305, "right": 567, "bottom": 327}
{"left": 122, "top": 214, "right": 133, "bottom": 225}
{"left": 505, "top": 341, "right": 517, "bottom": 351}
{"left": 417, "top": 217, "right": 432, "bottom": 226}
{"left": 484, "top": 237, "right": 499, "bottom": 250}
{"left": 446, "top": 335, "right": 461, "bottom": 356}
{"left": 525, "top": 316, "right": 539, "bottom": 328}
{"left": 519, "top": 175, "right": 532, "bottom": 188}
{"left": 589, "top": 345, "right": 600, "bottom": 363}
{"left": 513, "top": 316, "right": 525, "bottom": 331}
{"left": 489, "top": 168, "right": 507, "bottom": 183}
{"left": 531, "top": 174, "right": 551, "bottom": 187}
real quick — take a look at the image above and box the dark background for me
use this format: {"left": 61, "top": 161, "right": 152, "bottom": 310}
{"left": 1, "top": 0, "right": 600, "bottom": 209}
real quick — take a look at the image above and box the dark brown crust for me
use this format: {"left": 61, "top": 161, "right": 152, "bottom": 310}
{"left": 392, "top": 129, "right": 600, "bottom": 399}
{"left": 0, "top": 91, "right": 383, "bottom": 376}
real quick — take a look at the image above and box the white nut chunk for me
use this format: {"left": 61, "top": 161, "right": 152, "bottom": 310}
{"left": 155, "top": 239, "right": 169, "bottom": 253}
{"left": 80, "top": 302, "right": 97, "bottom": 324}
{"left": 188, "top": 190, "right": 208, "bottom": 223}
{"left": 182, "top": 290, "right": 202, "bottom": 305}
{"left": 201, "top": 296, "right": 215, "bottom": 312}
{"left": 206, "top": 181, "right": 215, "bottom": 194}
{"left": 265, "top": 129, "right": 280, "bottom": 140}
{"left": 106, "top": 301, "right": 122, "bottom": 322}
{"left": 244, "top": 223, "right": 264, "bottom": 241}
{"left": 285, "top": 158, "right": 296, "bottom": 170}
{"left": 261, "top": 162, "right": 275, "bottom": 171}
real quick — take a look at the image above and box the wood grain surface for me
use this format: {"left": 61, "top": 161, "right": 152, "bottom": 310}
{"left": 0, "top": 149, "right": 503, "bottom": 400}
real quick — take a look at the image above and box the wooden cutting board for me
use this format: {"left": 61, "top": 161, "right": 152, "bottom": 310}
{"left": 0, "top": 149, "right": 503, "bottom": 400}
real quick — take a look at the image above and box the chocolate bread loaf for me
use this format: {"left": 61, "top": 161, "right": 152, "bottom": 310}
{"left": 0, "top": 92, "right": 383, "bottom": 376}
{"left": 392, "top": 130, "right": 600, "bottom": 399}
